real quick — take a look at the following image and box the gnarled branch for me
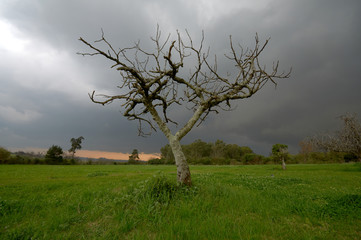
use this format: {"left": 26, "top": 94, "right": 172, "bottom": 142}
{"left": 79, "top": 28, "right": 291, "bottom": 138}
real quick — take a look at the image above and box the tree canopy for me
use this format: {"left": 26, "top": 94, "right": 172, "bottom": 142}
{"left": 158, "top": 139, "right": 258, "bottom": 165}
{"left": 128, "top": 149, "right": 140, "bottom": 164}
{"left": 69, "top": 136, "right": 84, "bottom": 159}
{"left": 0, "top": 147, "right": 11, "bottom": 162}
{"left": 45, "top": 145, "right": 64, "bottom": 165}
{"left": 272, "top": 143, "right": 288, "bottom": 170}
{"left": 307, "top": 113, "right": 361, "bottom": 161}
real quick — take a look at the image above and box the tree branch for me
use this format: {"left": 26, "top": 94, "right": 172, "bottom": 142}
{"left": 79, "top": 28, "right": 291, "bottom": 138}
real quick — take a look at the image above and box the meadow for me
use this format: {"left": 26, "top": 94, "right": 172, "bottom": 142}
{"left": 0, "top": 164, "right": 360, "bottom": 239}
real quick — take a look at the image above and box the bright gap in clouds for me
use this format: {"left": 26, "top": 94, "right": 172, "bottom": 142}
{"left": 0, "top": 19, "right": 30, "bottom": 53}
{"left": 76, "top": 150, "right": 161, "bottom": 161}
{"left": 0, "top": 18, "right": 98, "bottom": 103}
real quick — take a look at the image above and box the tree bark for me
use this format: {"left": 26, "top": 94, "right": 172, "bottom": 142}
{"left": 169, "top": 136, "right": 192, "bottom": 186}
{"left": 145, "top": 101, "right": 192, "bottom": 185}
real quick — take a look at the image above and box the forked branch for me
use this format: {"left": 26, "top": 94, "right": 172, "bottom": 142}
{"left": 78, "top": 28, "right": 291, "bottom": 139}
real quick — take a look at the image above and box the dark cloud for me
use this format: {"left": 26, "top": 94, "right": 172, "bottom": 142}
{"left": 1, "top": 0, "right": 361, "bottom": 155}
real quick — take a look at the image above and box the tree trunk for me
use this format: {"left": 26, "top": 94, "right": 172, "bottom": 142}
{"left": 169, "top": 137, "right": 192, "bottom": 186}
{"left": 282, "top": 158, "right": 286, "bottom": 170}
{"left": 145, "top": 101, "right": 198, "bottom": 186}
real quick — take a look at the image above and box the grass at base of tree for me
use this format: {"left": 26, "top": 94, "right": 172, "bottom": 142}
{"left": 0, "top": 164, "right": 360, "bottom": 239}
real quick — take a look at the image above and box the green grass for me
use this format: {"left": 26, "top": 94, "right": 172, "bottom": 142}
{"left": 0, "top": 164, "right": 360, "bottom": 239}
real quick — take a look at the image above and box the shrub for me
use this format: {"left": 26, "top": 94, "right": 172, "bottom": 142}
{"left": 198, "top": 157, "right": 212, "bottom": 165}
{"left": 344, "top": 153, "right": 358, "bottom": 162}
{"left": 211, "top": 157, "right": 231, "bottom": 165}
{"left": 242, "top": 153, "right": 265, "bottom": 165}
{"left": 148, "top": 158, "right": 164, "bottom": 164}
{"left": 45, "top": 145, "right": 64, "bottom": 164}
{"left": 304, "top": 152, "right": 346, "bottom": 164}
{"left": 0, "top": 147, "right": 11, "bottom": 163}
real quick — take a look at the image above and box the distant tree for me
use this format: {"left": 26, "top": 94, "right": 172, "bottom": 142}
{"left": 212, "top": 140, "right": 227, "bottom": 159}
{"left": 132, "top": 149, "right": 140, "bottom": 159}
{"left": 240, "top": 146, "right": 254, "bottom": 156}
{"left": 237, "top": 146, "right": 255, "bottom": 163}
{"left": 298, "top": 140, "right": 314, "bottom": 163}
{"left": 242, "top": 153, "right": 266, "bottom": 165}
{"left": 128, "top": 149, "right": 140, "bottom": 164}
{"left": 69, "top": 136, "right": 84, "bottom": 159}
{"left": 308, "top": 113, "right": 361, "bottom": 161}
{"left": 224, "top": 144, "right": 242, "bottom": 160}
{"left": 0, "top": 147, "right": 11, "bottom": 163}
{"left": 160, "top": 140, "right": 255, "bottom": 165}
{"left": 183, "top": 139, "right": 212, "bottom": 160}
{"left": 160, "top": 144, "right": 175, "bottom": 164}
{"left": 272, "top": 144, "right": 288, "bottom": 170}
{"left": 45, "top": 145, "right": 64, "bottom": 164}
{"left": 79, "top": 27, "right": 290, "bottom": 185}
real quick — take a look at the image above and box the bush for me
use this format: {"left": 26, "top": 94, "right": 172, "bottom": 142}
{"left": 45, "top": 145, "right": 64, "bottom": 164}
{"left": 148, "top": 158, "right": 168, "bottom": 164}
{"left": 344, "top": 153, "right": 358, "bottom": 162}
{"left": 0, "top": 147, "right": 11, "bottom": 163}
{"left": 242, "top": 153, "right": 265, "bottom": 165}
{"left": 188, "top": 157, "right": 212, "bottom": 165}
{"left": 198, "top": 157, "right": 212, "bottom": 165}
{"left": 211, "top": 157, "right": 231, "bottom": 165}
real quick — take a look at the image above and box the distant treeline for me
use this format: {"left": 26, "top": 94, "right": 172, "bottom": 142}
{"left": 0, "top": 147, "right": 126, "bottom": 165}
{"left": 1, "top": 141, "right": 358, "bottom": 165}
{"left": 147, "top": 139, "right": 358, "bottom": 165}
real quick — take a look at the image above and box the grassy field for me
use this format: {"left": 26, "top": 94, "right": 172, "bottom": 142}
{"left": 0, "top": 164, "right": 360, "bottom": 239}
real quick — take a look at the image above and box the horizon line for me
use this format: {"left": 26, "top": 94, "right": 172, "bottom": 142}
{"left": 8, "top": 147, "right": 161, "bottom": 161}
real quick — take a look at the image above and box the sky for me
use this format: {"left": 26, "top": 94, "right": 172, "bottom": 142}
{"left": 0, "top": 0, "right": 361, "bottom": 159}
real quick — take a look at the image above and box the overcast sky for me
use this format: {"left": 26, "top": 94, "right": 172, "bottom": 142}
{"left": 1, "top": 0, "right": 360, "bottom": 158}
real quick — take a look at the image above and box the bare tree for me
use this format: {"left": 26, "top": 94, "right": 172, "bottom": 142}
{"left": 298, "top": 140, "right": 314, "bottom": 162}
{"left": 78, "top": 27, "right": 290, "bottom": 185}
{"left": 307, "top": 113, "right": 361, "bottom": 161}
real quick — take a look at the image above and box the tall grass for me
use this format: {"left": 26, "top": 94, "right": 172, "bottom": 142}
{"left": 0, "top": 164, "right": 360, "bottom": 239}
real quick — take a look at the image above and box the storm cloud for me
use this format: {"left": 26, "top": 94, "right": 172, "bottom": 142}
{"left": 1, "top": 0, "right": 360, "bottom": 156}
